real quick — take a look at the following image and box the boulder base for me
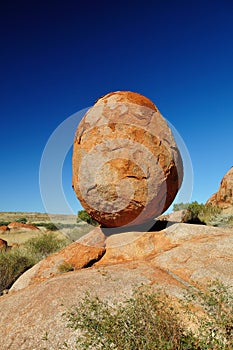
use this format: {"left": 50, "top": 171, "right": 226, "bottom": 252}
{"left": 1, "top": 223, "right": 233, "bottom": 350}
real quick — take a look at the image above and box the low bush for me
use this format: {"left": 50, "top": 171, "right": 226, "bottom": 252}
{"left": 0, "top": 233, "right": 68, "bottom": 294}
{"left": 58, "top": 261, "right": 74, "bottom": 273}
{"left": 211, "top": 214, "right": 233, "bottom": 228}
{"left": 174, "top": 201, "right": 221, "bottom": 225}
{"left": 66, "top": 288, "right": 194, "bottom": 350}
{"left": 185, "top": 280, "right": 233, "bottom": 349}
{"left": 33, "top": 222, "right": 58, "bottom": 231}
{"left": 24, "top": 232, "right": 68, "bottom": 261}
{"left": 77, "top": 210, "right": 98, "bottom": 226}
{"left": 182, "top": 201, "right": 207, "bottom": 224}
{"left": 0, "top": 248, "right": 34, "bottom": 293}
{"left": 65, "top": 225, "right": 95, "bottom": 242}
{"left": 65, "top": 281, "right": 233, "bottom": 350}
{"left": 15, "top": 217, "right": 27, "bottom": 224}
{"left": 223, "top": 215, "right": 233, "bottom": 227}
{"left": 0, "top": 221, "right": 10, "bottom": 226}
{"left": 173, "top": 202, "right": 190, "bottom": 211}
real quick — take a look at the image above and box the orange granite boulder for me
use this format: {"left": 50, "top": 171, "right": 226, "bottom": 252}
{"left": 72, "top": 91, "right": 183, "bottom": 227}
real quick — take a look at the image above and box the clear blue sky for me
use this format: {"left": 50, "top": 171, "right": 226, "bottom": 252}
{"left": 0, "top": 0, "right": 232, "bottom": 214}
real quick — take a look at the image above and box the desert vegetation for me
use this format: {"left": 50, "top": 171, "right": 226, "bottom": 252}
{"left": 1, "top": 210, "right": 232, "bottom": 349}
{"left": 63, "top": 281, "right": 233, "bottom": 350}
{"left": 77, "top": 210, "right": 99, "bottom": 226}
{"left": 0, "top": 232, "right": 69, "bottom": 294}
{"left": 173, "top": 201, "right": 233, "bottom": 227}
{"left": 0, "top": 211, "right": 99, "bottom": 294}
{"left": 0, "top": 211, "right": 98, "bottom": 247}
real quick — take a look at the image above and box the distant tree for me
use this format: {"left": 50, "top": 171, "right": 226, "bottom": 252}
{"left": 15, "top": 217, "right": 27, "bottom": 224}
{"left": 77, "top": 210, "right": 98, "bottom": 226}
{"left": 0, "top": 221, "right": 10, "bottom": 226}
{"left": 173, "top": 203, "right": 189, "bottom": 211}
{"left": 35, "top": 222, "right": 58, "bottom": 231}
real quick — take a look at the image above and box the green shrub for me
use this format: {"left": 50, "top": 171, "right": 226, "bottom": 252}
{"left": 58, "top": 261, "right": 74, "bottom": 273}
{"left": 174, "top": 201, "right": 221, "bottom": 225}
{"left": 33, "top": 222, "right": 58, "bottom": 231}
{"left": 66, "top": 288, "right": 196, "bottom": 350}
{"left": 0, "top": 221, "right": 10, "bottom": 226}
{"left": 15, "top": 217, "right": 27, "bottom": 224}
{"left": 173, "top": 202, "right": 190, "bottom": 211}
{"left": 224, "top": 215, "right": 233, "bottom": 227}
{"left": 24, "top": 232, "right": 67, "bottom": 261}
{"left": 77, "top": 210, "right": 98, "bottom": 226}
{"left": 185, "top": 280, "right": 233, "bottom": 349}
{"left": 211, "top": 214, "right": 233, "bottom": 228}
{"left": 0, "top": 233, "right": 69, "bottom": 294}
{"left": 183, "top": 201, "right": 206, "bottom": 224}
{"left": 65, "top": 225, "right": 95, "bottom": 242}
{"left": 199, "top": 204, "right": 221, "bottom": 224}
{"left": 65, "top": 282, "right": 233, "bottom": 350}
{"left": 0, "top": 248, "right": 34, "bottom": 293}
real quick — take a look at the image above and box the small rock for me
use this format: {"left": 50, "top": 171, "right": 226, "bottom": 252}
{"left": 158, "top": 210, "right": 188, "bottom": 223}
{"left": 0, "top": 225, "right": 9, "bottom": 232}
{"left": 7, "top": 222, "right": 39, "bottom": 230}
{"left": 0, "top": 238, "right": 7, "bottom": 250}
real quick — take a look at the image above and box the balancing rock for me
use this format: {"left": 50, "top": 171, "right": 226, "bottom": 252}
{"left": 72, "top": 91, "right": 183, "bottom": 227}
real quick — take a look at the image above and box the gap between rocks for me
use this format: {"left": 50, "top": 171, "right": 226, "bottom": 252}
{"left": 82, "top": 248, "right": 107, "bottom": 269}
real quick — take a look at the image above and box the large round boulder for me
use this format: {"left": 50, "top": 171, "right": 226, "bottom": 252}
{"left": 72, "top": 91, "right": 183, "bottom": 227}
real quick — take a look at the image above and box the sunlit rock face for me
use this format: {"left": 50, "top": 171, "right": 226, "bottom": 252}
{"left": 206, "top": 166, "right": 233, "bottom": 212}
{"left": 72, "top": 91, "right": 183, "bottom": 227}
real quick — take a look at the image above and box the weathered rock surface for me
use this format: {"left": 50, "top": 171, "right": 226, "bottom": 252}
{"left": 0, "top": 225, "right": 9, "bottom": 232}
{"left": 7, "top": 222, "right": 40, "bottom": 230}
{"left": 72, "top": 91, "right": 183, "bottom": 227}
{"left": 11, "top": 241, "right": 106, "bottom": 292}
{"left": 77, "top": 226, "right": 106, "bottom": 247}
{"left": 95, "top": 224, "right": 233, "bottom": 288}
{"left": 1, "top": 223, "right": 232, "bottom": 349}
{"left": 158, "top": 209, "right": 188, "bottom": 223}
{"left": 206, "top": 166, "right": 233, "bottom": 212}
{"left": 0, "top": 262, "right": 183, "bottom": 350}
{"left": 0, "top": 238, "right": 7, "bottom": 250}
